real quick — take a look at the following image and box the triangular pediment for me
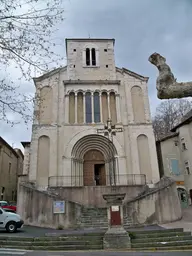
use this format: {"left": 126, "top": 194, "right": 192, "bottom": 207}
{"left": 116, "top": 67, "right": 149, "bottom": 82}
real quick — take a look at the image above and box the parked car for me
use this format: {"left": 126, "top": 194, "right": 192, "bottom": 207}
{"left": 0, "top": 201, "right": 17, "bottom": 212}
{"left": 3, "top": 208, "right": 16, "bottom": 214}
{"left": 0, "top": 207, "right": 24, "bottom": 232}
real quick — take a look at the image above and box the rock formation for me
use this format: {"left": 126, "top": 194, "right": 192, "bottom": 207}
{"left": 148, "top": 52, "right": 192, "bottom": 99}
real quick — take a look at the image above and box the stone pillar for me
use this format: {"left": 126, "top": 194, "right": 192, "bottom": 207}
{"left": 116, "top": 93, "right": 121, "bottom": 123}
{"left": 99, "top": 92, "right": 103, "bottom": 123}
{"left": 80, "top": 160, "right": 83, "bottom": 186}
{"left": 91, "top": 91, "right": 94, "bottom": 123}
{"left": 83, "top": 92, "right": 86, "bottom": 123}
{"left": 65, "top": 94, "right": 69, "bottom": 123}
{"left": 75, "top": 92, "right": 77, "bottom": 123}
{"left": 107, "top": 92, "right": 111, "bottom": 119}
{"left": 102, "top": 193, "right": 131, "bottom": 249}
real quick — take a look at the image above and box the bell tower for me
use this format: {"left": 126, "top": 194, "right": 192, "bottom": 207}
{"left": 65, "top": 38, "right": 116, "bottom": 80}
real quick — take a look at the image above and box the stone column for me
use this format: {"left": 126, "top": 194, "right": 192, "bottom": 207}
{"left": 116, "top": 93, "right": 121, "bottom": 123}
{"left": 107, "top": 92, "right": 111, "bottom": 119}
{"left": 99, "top": 92, "right": 103, "bottom": 123}
{"left": 75, "top": 92, "right": 78, "bottom": 123}
{"left": 83, "top": 92, "right": 86, "bottom": 123}
{"left": 80, "top": 160, "right": 83, "bottom": 186}
{"left": 102, "top": 193, "right": 131, "bottom": 249}
{"left": 91, "top": 91, "right": 94, "bottom": 123}
{"left": 65, "top": 94, "right": 69, "bottom": 123}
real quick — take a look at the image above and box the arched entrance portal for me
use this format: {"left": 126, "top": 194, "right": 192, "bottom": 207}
{"left": 83, "top": 149, "right": 106, "bottom": 186}
{"left": 71, "top": 134, "right": 118, "bottom": 186}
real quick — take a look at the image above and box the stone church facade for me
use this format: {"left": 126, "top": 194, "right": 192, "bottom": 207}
{"left": 18, "top": 38, "right": 183, "bottom": 229}
{"left": 25, "top": 38, "right": 159, "bottom": 190}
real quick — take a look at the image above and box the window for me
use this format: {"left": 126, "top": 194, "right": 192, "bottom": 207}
{"left": 170, "top": 159, "right": 180, "bottom": 176}
{"left": 8, "top": 163, "right": 11, "bottom": 175}
{"left": 106, "top": 65, "right": 108, "bottom": 68}
{"left": 104, "top": 49, "right": 107, "bottom": 52}
{"left": 0, "top": 201, "right": 8, "bottom": 206}
{"left": 12, "top": 191, "right": 14, "bottom": 200}
{"left": 91, "top": 48, "right": 96, "bottom": 66}
{"left": 73, "top": 65, "right": 75, "bottom": 68}
{"left": 85, "top": 47, "right": 97, "bottom": 66}
{"left": 73, "top": 49, "right": 76, "bottom": 52}
{"left": 85, "top": 92, "right": 92, "bottom": 123}
{"left": 86, "top": 48, "right": 90, "bottom": 66}
{"left": 94, "top": 92, "right": 100, "bottom": 123}
{"left": 181, "top": 138, "right": 187, "bottom": 151}
{"left": 185, "top": 161, "right": 190, "bottom": 175}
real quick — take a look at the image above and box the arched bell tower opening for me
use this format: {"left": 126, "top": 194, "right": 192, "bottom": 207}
{"left": 71, "top": 134, "right": 118, "bottom": 186}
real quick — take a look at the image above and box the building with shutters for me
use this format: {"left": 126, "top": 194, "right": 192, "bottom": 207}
{"left": 0, "top": 137, "right": 23, "bottom": 202}
{"left": 156, "top": 109, "right": 192, "bottom": 208}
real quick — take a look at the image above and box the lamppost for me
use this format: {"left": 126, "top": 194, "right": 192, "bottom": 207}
{"left": 97, "top": 118, "right": 123, "bottom": 187}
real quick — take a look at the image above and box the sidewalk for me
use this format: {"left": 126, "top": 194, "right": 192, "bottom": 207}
{"left": 160, "top": 206, "right": 192, "bottom": 232}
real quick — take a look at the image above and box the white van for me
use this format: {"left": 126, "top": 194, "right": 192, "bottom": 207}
{"left": 0, "top": 207, "right": 24, "bottom": 232}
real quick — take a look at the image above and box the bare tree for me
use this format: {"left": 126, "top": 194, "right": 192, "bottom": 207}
{"left": 152, "top": 99, "right": 192, "bottom": 140}
{"left": 0, "top": 0, "right": 64, "bottom": 124}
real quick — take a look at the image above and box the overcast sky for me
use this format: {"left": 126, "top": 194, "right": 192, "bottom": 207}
{"left": 1, "top": 0, "right": 192, "bottom": 150}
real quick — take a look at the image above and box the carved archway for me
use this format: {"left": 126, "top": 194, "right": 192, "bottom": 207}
{"left": 71, "top": 134, "right": 117, "bottom": 186}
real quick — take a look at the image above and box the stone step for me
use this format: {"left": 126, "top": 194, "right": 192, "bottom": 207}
{"left": 131, "top": 239, "right": 192, "bottom": 248}
{"left": 132, "top": 235, "right": 192, "bottom": 243}
{"left": 131, "top": 231, "right": 187, "bottom": 238}
{"left": 131, "top": 245, "right": 192, "bottom": 251}
{"left": 130, "top": 228, "right": 183, "bottom": 234}
{"left": 0, "top": 240, "right": 103, "bottom": 246}
{"left": 1, "top": 245, "right": 103, "bottom": 250}
{"left": 79, "top": 218, "right": 107, "bottom": 222}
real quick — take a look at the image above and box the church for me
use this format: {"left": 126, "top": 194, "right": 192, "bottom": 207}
{"left": 25, "top": 38, "right": 159, "bottom": 190}
{"left": 18, "top": 38, "right": 182, "bottom": 229}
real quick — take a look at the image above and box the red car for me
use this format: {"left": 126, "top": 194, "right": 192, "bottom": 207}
{"left": 0, "top": 201, "right": 17, "bottom": 212}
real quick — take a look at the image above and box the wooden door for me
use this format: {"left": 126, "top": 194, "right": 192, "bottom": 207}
{"left": 110, "top": 206, "right": 121, "bottom": 226}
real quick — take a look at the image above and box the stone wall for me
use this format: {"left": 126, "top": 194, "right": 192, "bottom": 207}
{"left": 17, "top": 183, "right": 81, "bottom": 229}
{"left": 125, "top": 177, "right": 182, "bottom": 225}
{"left": 50, "top": 185, "right": 144, "bottom": 208}
{"left": 17, "top": 177, "right": 182, "bottom": 229}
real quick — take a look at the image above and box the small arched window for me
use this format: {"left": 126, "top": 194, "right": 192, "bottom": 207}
{"left": 92, "top": 48, "right": 96, "bottom": 66}
{"left": 86, "top": 48, "right": 90, "bottom": 66}
{"left": 85, "top": 47, "right": 97, "bottom": 67}
{"left": 94, "top": 92, "right": 100, "bottom": 123}
{"left": 85, "top": 92, "right": 92, "bottom": 123}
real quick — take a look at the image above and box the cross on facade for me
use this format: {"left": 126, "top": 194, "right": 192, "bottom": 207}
{"left": 97, "top": 118, "right": 123, "bottom": 141}
{"left": 97, "top": 118, "right": 123, "bottom": 186}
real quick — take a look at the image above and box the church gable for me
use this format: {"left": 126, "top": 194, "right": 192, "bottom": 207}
{"left": 33, "top": 66, "right": 67, "bottom": 85}
{"left": 116, "top": 67, "right": 148, "bottom": 82}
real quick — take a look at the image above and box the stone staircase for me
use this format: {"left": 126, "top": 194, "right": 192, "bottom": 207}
{"left": 0, "top": 233, "right": 104, "bottom": 251}
{"left": 130, "top": 228, "right": 192, "bottom": 251}
{"left": 1, "top": 228, "right": 192, "bottom": 251}
{"left": 77, "top": 206, "right": 132, "bottom": 229}
{"left": 77, "top": 207, "right": 108, "bottom": 228}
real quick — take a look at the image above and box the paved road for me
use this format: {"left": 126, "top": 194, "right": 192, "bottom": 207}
{"left": 1, "top": 250, "right": 192, "bottom": 256}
